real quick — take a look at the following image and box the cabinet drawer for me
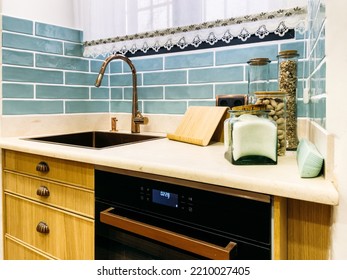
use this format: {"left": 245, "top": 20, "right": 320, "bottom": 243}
{"left": 3, "top": 150, "right": 94, "bottom": 190}
{"left": 5, "top": 193, "right": 94, "bottom": 260}
{"left": 3, "top": 171, "right": 94, "bottom": 218}
{"left": 4, "top": 235, "right": 52, "bottom": 260}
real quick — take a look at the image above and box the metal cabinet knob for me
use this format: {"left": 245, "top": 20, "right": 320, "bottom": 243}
{"left": 36, "top": 221, "right": 50, "bottom": 234}
{"left": 36, "top": 186, "right": 50, "bottom": 197}
{"left": 36, "top": 161, "right": 50, "bottom": 173}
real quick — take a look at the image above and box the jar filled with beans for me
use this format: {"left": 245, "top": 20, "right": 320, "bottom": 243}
{"left": 277, "top": 50, "right": 299, "bottom": 150}
{"left": 253, "top": 91, "right": 287, "bottom": 156}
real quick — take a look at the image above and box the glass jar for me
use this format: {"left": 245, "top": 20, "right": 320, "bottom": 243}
{"left": 277, "top": 50, "right": 299, "bottom": 150}
{"left": 224, "top": 104, "right": 277, "bottom": 165}
{"left": 253, "top": 91, "right": 287, "bottom": 156}
{"left": 247, "top": 58, "right": 271, "bottom": 103}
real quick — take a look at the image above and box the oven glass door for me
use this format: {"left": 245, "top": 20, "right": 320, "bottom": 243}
{"left": 95, "top": 202, "right": 236, "bottom": 260}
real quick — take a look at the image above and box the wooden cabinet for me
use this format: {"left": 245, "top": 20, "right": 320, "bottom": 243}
{"left": 2, "top": 150, "right": 95, "bottom": 260}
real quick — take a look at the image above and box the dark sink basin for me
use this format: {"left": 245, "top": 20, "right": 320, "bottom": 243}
{"left": 25, "top": 131, "right": 163, "bottom": 149}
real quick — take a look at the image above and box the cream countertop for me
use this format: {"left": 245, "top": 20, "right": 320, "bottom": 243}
{"left": 0, "top": 133, "right": 338, "bottom": 206}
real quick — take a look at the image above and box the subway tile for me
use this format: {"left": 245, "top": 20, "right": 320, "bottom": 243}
{"left": 2, "top": 16, "right": 33, "bottom": 35}
{"left": 110, "top": 100, "right": 132, "bottom": 113}
{"left": 65, "top": 101, "right": 109, "bottom": 113}
{"left": 3, "top": 66, "right": 64, "bottom": 84}
{"left": 143, "top": 101, "right": 187, "bottom": 114}
{"left": 216, "top": 45, "right": 278, "bottom": 65}
{"left": 110, "top": 61, "right": 123, "bottom": 73}
{"left": 65, "top": 42, "right": 84, "bottom": 57}
{"left": 2, "top": 100, "right": 63, "bottom": 115}
{"left": 110, "top": 73, "right": 142, "bottom": 87}
{"left": 130, "top": 57, "right": 163, "bottom": 72}
{"left": 2, "top": 33, "right": 63, "bottom": 54}
{"left": 35, "top": 22, "right": 82, "bottom": 43}
{"left": 111, "top": 88, "right": 123, "bottom": 99}
{"left": 36, "top": 54, "right": 89, "bottom": 71}
{"left": 91, "top": 60, "right": 109, "bottom": 73}
{"left": 124, "top": 87, "right": 164, "bottom": 100}
{"left": 215, "top": 83, "right": 248, "bottom": 95}
{"left": 165, "top": 52, "right": 213, "bottom": 69}
{"left": 65, "top": 72, "right": 103, "bottom": 86}
{"left": 143, "top": 71, "right": 187, "bottom": 85}
{"left": 2, "top": 83, "right": 34, "bottom": 98}
{"left": 165, "top": 85, "right": 213, "bottom": 99}
{"left": 188, "top": 101, "right": 216, "bottom": 107}
{"left": 36, "top": 85, "right": 89, "bottom": 99}
{"left": 2, "top": 49, "right": 34, "bottom": 66}
{"left": 91, "top": 87, "right": 110, "bottom": 99}
{"left": 189, "top": 66, "right": 243, "bottom": 83}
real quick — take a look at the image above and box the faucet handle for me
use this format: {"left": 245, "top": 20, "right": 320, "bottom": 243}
{"left": 134, "top": 111, "right": 148, "bottom": 125}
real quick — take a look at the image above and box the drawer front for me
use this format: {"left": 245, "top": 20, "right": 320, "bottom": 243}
{"left": 3, "top": 150, "right": 94, "bottom": 190}
{"left": 3, "top": 171, "right": 94, "bottom": 218}
{"left": 5, "top": 194, "right": 94, "bottom": 260}
{"left": 5, "top": 235, "right": 52, "bottom": 260}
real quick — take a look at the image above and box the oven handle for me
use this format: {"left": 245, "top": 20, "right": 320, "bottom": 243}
{"left": 100, "top": 207, "right": 237, "bottom": 260}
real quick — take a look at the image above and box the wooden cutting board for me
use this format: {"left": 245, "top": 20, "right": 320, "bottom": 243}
{"left": 167, "top": 106, "right": 229, "bottom": 146}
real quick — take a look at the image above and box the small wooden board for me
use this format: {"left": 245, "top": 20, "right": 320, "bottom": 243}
{"left": 167, "top": 106, "right": 229, "bottom": 146}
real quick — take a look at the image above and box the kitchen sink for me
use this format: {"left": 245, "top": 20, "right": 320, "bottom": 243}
{"left": 25, "top": 131, "right": 163, "bottom": 149}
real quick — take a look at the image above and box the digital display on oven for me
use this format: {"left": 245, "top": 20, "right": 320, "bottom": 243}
{"left": 152, "top": 189, "right": 178, "bottom": 208}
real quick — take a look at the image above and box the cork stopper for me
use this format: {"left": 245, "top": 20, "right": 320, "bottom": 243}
{"left": 247, "top": 58, "right": 271, "bottom": 66}
{"left": 277, "top": 50, "right": 299, "bottom": 58}
{"left": 231, "top": 104, "right": 267, "bottom": 111}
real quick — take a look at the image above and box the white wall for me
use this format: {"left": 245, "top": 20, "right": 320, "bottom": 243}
{"left": 326, "top": 0, "right": 347, "bottom": 259}
{"left": 1, "top": 0, "right": 77, "bottom": 28}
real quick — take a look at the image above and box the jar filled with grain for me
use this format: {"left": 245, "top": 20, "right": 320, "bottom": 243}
{"left": 247, "top": 58, "right": 271, "bottom": 103}
{"left": 253, "top": 91, "right": 287, "bottom": 156}
{"left": 277, "top": 50, "right": 299, "bottom": 150}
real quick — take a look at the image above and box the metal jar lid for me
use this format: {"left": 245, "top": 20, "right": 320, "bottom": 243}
{"left": 247, "top": 58, "right": 271, "bottom": 65}
{"left": 254, "top": 91, "right": 287, "bottom": 95}
{"left": 231, "top": 104, "right": 267, "bottom": 111}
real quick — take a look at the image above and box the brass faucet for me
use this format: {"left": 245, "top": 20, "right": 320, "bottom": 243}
{"left": 95, "top": 54, "right": 147, "bottom": 133}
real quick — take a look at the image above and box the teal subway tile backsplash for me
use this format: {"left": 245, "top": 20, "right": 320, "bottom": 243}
{"left": 143, "top": 71, "right": 187, "bottom": 85}
{"left": 165, "top": 85, "right": 213, "bottom": 99}
{"left": 2, "top": 49, "right": 34, "bottom": 66}
{"left": 125, "top": 87, "right": 164, "bottom": 100}
{"left": 165, "top": 52, "right": 213, "bottom": 69}
{"left": 3, "top": 66, "right": 64, "bottom": 84}
{"left": 189, "top": 66, "right": 243, "bottom": 83}
{"left": 2, "top": 100, "right": 63, "bottom": 115}
{"left": 35, "top": 22, "right": 82, "bottom": 42}
{"left": 36, "top": 54, "right": 89, "bottom": 71}
{"left": 2, "top": 83, "right": 34, "bottom": 98}
{"left": 2, "top": 16, "right": 33, "bottom": 34}
{"left": 144, "top": 101, "right": 187, "bottom": 114}
{"left": 36, "top": 85, "right": 89, "bottom": 99}
{"left": 216, "top": 45, "right": 278, "bottom": 65}
{"left": 2, "top": 14, "right": 324, "bottom": 124}
{"left": 2, "top": 33, "right": 63, "bottom": 54}
{"left": 65, "top": 101, "right": 109, "bottom": 113}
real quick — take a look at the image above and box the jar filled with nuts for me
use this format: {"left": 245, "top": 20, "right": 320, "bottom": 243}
{"left": 253, "top": 91, "right": 287, "bottom": 156}
{"left": 277, "top": 50, "right": 299, "bottom": 150}
{"left": 247, "top": 58, "right": 271, "bottom": 103}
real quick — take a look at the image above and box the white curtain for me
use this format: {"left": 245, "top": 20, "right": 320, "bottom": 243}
{"left": 74, "top": 0, "right": 307, "bottom": 57}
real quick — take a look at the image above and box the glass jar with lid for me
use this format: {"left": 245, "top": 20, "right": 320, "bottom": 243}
{"left": 247, "top": 58, "right": 271, "bottom": 104}
{"left": 277, "top": 50, "right": 299, "bottom": 150}
{"left": 253, "top": 91, "right": 287, "bottom": 156}
{"left": 224, "top": 104, "right": 277, "bottom": 165}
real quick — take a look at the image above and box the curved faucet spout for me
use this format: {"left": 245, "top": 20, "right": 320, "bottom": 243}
{"left": 95, "top": 54, "right": 147, "bottom": 133}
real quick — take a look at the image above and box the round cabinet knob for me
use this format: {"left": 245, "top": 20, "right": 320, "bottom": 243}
{"left": 36, "top": 221, "right": 50, "bottom": 234}
{"left": 36, "top": 186, "right": 50, "bottom": 197}
{"left": 36, "top": 161, "right": 50, "bottom": 173}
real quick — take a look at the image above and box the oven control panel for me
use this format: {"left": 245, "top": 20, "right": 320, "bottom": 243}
{"left": 140, "top": 186, "right": 194, "bottom": 213}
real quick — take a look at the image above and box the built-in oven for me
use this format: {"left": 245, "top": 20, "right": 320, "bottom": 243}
{"left": 95, "top": 167, "right": 272, "bottom": 260}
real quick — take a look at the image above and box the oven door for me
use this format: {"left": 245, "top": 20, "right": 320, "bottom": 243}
{"left": 95, "top": 202, "right": 237, "bottom": 260}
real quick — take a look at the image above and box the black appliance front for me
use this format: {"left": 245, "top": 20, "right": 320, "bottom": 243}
{"left": 95, "top": 169, "right": 272, "bottom": 260}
